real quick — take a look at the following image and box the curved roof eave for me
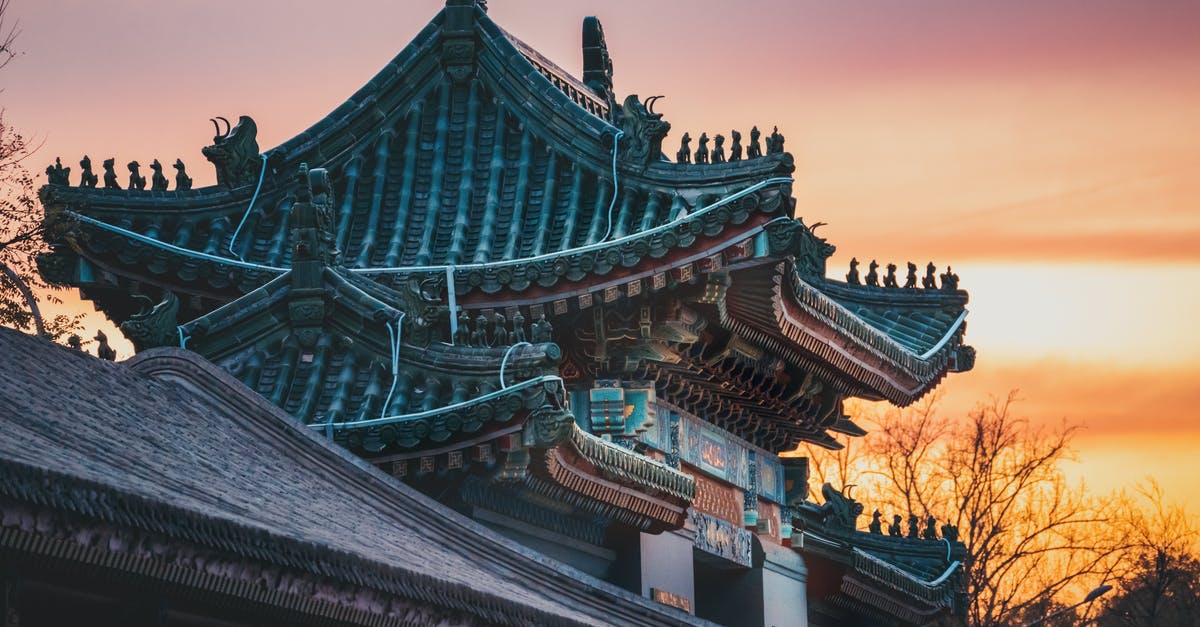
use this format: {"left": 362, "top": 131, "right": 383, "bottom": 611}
{"left": 725, "top": 261, "right": 969, "bottom": 406}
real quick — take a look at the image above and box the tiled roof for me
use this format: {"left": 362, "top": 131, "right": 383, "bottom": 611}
{"left": 39, "top": 4, "right": 794, "bottom": 306}
{"left": 0, "top": 327, "right": 706, "bottom": 626}
{"left": 795, "top": 496, "right": 967, "bottom": 625}
{"left": 723, "top": 261, "right": 972, "bottom": 406}
{"left": 34, "top": 0, "right": 972, "bottom": 449}
{"left": 817, "top": 279, "right": 969, "bottom": 356}
{"left": 177, "top": 266, "right": 562, "bottom": 438}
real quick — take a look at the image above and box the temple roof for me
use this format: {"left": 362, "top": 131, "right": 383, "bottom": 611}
{"left": 36, "top": 0, "right": 973, "bottom": 448}
{"left": 0, "top": 327, "right": 705, "bottom": 626}
{"left": 724, "top": 261, "right": 971, "bottom": 405}
{"left": 155, "top": 240, "right": 696, "bottom": 531}
{"left": 173, "top": 264, "right": 563, "bottom": 435}
{"left": 794, "top": 485, "right": 967, "bottom": 625}
{"left": 40, "top": 2, "right": 794, "bottom": 300}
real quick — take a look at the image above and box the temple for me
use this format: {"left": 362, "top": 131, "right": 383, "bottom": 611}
{"left": 28, "top": 1, "right": 975, "bottom": 625}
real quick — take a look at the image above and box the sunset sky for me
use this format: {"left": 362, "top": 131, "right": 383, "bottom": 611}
{"left": 6, "top": 1, "right": 1199, "bottom": 504}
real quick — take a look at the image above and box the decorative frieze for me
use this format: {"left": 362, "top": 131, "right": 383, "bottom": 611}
{"left": 689, "top": 510, "right": 752, "bottom": 568}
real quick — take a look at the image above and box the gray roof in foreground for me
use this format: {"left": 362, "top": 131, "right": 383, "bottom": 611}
{"left": 0, "top": 327, "right": 706, "bottom": 626}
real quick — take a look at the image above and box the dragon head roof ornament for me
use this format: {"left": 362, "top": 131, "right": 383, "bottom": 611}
{"left": 202, "top": 115, "right": 261, "bottom": 188}
{"left": 617, "top": 94, "right": 671, "bottom": 168}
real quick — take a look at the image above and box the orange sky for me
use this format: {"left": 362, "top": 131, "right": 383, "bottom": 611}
{"left": 6, "top": 1, "right": 1200, "bottom": 505}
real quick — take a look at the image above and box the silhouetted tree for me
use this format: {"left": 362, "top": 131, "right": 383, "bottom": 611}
{"left": 1096, "top": 551, "right": 1200, "bottom": 626}
{"left": 1095, "top": 481, "right": 1200, "bottom": 626}
{"left": 0, "top": 0, "right": 80, "bottom": 338}
{"left": 800, "top": 392, "right": 1129, "bottom": 626}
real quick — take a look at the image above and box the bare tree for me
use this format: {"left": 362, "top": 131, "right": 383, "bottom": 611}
{"left": 0, "top": 0, "right": 18, "bottom": 72}
{"left": 1094, "top": 481, "right": 1200, "bottom": 626}
{"left": 863, "top": 391, "right": 952, "bottom": 518}
{"left": 792, "top": 400, "right": 874, "bottom": 501}
{"left": 805, "top": 391, "right": 1130, "bottom": 626}
{"left": 938, "top": 395, "right": 1125, "bottom": 626}
{"left": 0, "top": 0, "right": 81, "bottom": 339}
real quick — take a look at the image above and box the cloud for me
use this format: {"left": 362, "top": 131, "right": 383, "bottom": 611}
{"left": 935, "top": 360, "right": 1200, "bottom": 437}
{"left": 853, "top": 360, "right": 1200, "bottom": 501}
{"left": 885, "top": 230, "right": 1200, "bottom": 263}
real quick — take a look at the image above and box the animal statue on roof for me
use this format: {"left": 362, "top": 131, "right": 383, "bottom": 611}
{"left": 202, "top": 115, "right": 262, "bottom": 188}
{"left": 454, "top": 311, "right": 471, "bottom": 345}
{"left": 617, "top": 94, "right": 671, "bottom": 167}
{"left": 127, "top": 161, "right": 146, "bottom": 190}
{"left": 45, "top": 157, "right": 70, "bottom": 186}
{"left": 846, "top": 257, "right": 860, "bottom": 285}
{"left": 471, "top": 314, "right": 488, "bottom": 347}
{"left": 309, "top": 166, "right": 340, "bottom": 264}
{"left": 889, "top": 514, "right": 903, "bottom": 537}
{"left": 747, "top": 126, "right": 762, "bottom": 159}
{"left": 693, "top": 132, "right": 709, "bottom": 165}
{"left": 923, "top": 514, "right": 939, "bottom": 540}
{"left": 289, "top": 164, "right": 341, "bottom": 267}
{"left": 710, "top": 134, "right": 726, "bottom": 164}
{"left": 815, "top": 483, "right": 864, "bottom": 530}
{"left": 511, "top": 310, "right": 526, "bottom": 343}
{"left": 531, "top": 314, "right": 553, "bottom": 344}
{"left": 676, "top": 132, "right": 691, "bottom": 164}
{"left": 729, "top": 130, "right": 743, "bottom": 162}
{"left": 765, "top": 218, "right": 835, "bottom": 280}
{"left": 149, "top": 159, "right": 169, "bottom": 191}
{"left": 923, "top": 262, "right": 938, "bottom": 289}
{"left": 767, "top": 126, "right": 786, "bottom": 155}
{"left": 120, "top": 292, "right": 180, "bottom": 351}
{"left": 904, "top": 262, "right": 918, "bottom": 288}
{"left": 869, "top": 509, "right": 884, "bottom": 534}
{"left": 399, "top": 275, "right": 448, "bottom": 347}
{"left": 865, "top": 260, "right": 880, "bottom": 287}
{"left": 78, "top": 156, "right": 98, "bottom": 188}
{"left": 883, "top": 262, "right": 899, "bottom": 288}
{"left": 492, "top": 312, "right": 508, "bottom": 346}
{"left": 94, "top": 330, "right": 116, "bottom": 361}
{"left": 102, "top": 158, "right": 120, "bottom": 189}
{"left": 173, "top": 159, "right": 193, "bottom": 191}
{"left": 941, "top": 266, "right": 960, "bottom": 291}
{"left": 526, "top": 405, "right": 576, "bottom": 448}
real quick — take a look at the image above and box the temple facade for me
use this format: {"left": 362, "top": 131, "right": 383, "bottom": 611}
{"left": 30, "top": 2, "right": 975, "bottom": 625}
